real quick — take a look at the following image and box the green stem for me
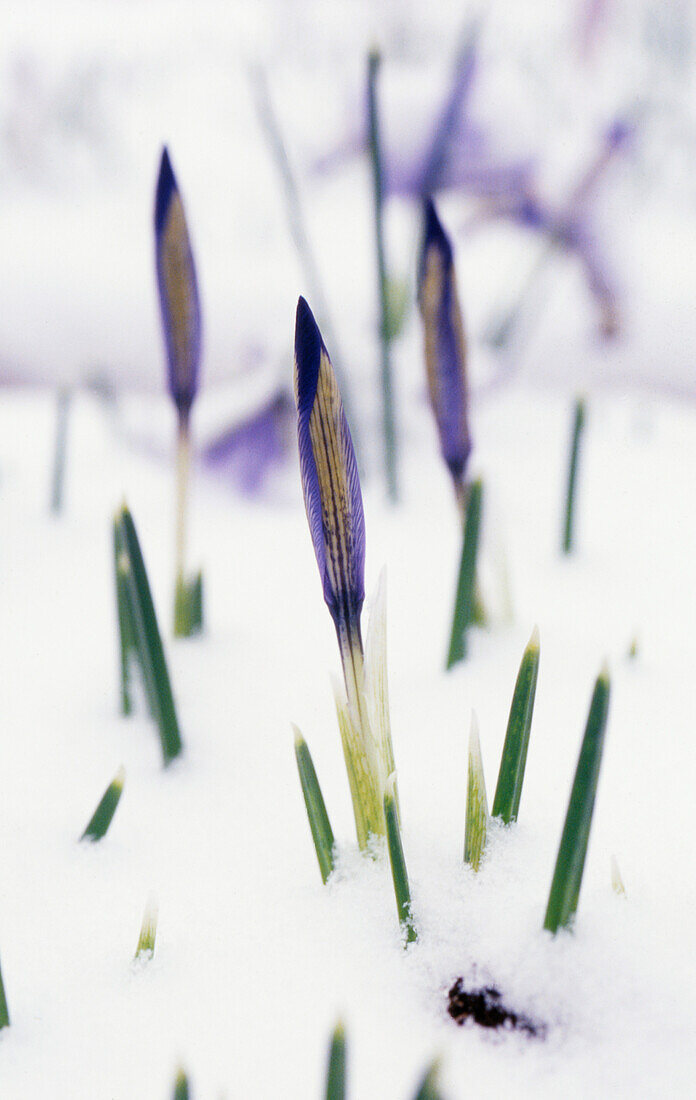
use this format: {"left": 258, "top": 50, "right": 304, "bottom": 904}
{"left": 293, "top": 727, "right": 335, "bottom": 883}
{"left": 544, "top": 667, "right": 610, "bottom": 933}
{"left": 367, "top": 48, "right": 398, "bottom": 503}
{"left": 446, "top": 478, "right": 483, "bottom": 669}
{"left": 562, "top": 397, "right": 586, "bottom": 555}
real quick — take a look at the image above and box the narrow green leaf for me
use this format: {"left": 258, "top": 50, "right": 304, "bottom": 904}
{"left": 173, "top": 1068, "right": 189, "bottom": 1100}
{"left": 492, "top": 628, "right": 540, "bottom": 823}
{"left": 325, "top": 1021, "right": 346, "bottom": 1100}
{"left": 611, "top": 855, "right": 626, "bottom": 897}
{"left": 0, "top": 956, "right": 9, "bottom": 1030}
{"left": 293, "top": 726, "right": 335, "bottom": 884}
{"left": 134, "top": 897, "right": 158, "bottom": 961}
{"left": 189, "top": 570, "right": 204, "bottom": 632}
{"left": 117, "top": 505, "right": 183, "bottom": 764}
{"left": 384, "top": 774, "right": 417, "bottom": 944}
{"left": 114, "top": 518, "right": 137, "bottom": 716}
{"left": 561, "top": 397, "right": 586, "bottom": 555}
{"left": 544, "top": 667, "right": 611, "bottom": 933}
{"left": 81, "top": 767, "right": 125, "bottom": 842}
{"left": 446, "top": 478, "right": 484, "bottom": 669}
{"left": 464, "top": 713, "right": 489, "bottom": 871}
{"left": 367, "top": 47, "right": 399, "bottom": 502}
{"left": 117, "top": 554, "right": 158, "bottom": 719}
{"left": 412, "top": 1059, "right": 443, "bottom": 1100}
{"left": 174, "top": 572, "right": 204, "bottom": 638}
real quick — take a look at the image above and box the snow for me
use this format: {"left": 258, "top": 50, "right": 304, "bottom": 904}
{"left": 2, "top": 382, "right": 696, "bottom": 1097}
{"left": 2, "top": 0, "right": 696, "bottom": 1096}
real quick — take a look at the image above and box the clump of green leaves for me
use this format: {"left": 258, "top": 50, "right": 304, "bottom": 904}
{"left": 114, "top": 505, "right": 183, "bottom": 764}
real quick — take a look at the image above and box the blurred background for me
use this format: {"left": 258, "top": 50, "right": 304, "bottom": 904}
{"left": 0, "top": 0, "right": 694, "bottom": 487}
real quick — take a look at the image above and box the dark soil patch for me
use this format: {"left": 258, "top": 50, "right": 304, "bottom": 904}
{"left": 447, "top": 978, "right": 545, "bottom": 1038}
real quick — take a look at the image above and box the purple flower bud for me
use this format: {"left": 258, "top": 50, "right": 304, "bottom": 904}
{"left": 417, "top": 200, "right": 472, "bottom": 489}
{"left": 294, "top": 297, "right": 365, "bottom": 633}
{"left": 154, "top": 147, "right": 202, "bottom": 418}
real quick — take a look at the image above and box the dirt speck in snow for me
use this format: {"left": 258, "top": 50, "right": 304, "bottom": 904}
{"left": 447, "top": 978, "right": 545, "bottom": 1038}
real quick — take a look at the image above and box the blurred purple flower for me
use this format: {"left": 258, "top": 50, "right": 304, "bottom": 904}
{"left": 479, "top": 117, "right": 635, "bottom": 338}
{"left": 154, "top": 146, "right": 202, "bottom": 419}
{"left": 417, "top": 199, "right": 472, "bottom": 500}
{"left": 314, "top": 30, "right": 534, "bottom": 203}
{"left": 202, "top": 387, "right": 294, "bottom": 497}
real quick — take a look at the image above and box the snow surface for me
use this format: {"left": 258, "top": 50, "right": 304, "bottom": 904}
{"left": 2, "top": 1, "right": 696, "bottom": 1096}
{"left": 2, "top": 381, "right": 696, "bottom": 1098}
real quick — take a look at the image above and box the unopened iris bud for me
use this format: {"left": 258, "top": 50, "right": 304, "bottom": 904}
{"left": 154, "top": 147, "right": 202, "bottom": 419}
{"left": 417, "top": 199, "right": 471, "bottom": 503}
{"left": 294, "top": 296, "right": 366, "bottom": 642}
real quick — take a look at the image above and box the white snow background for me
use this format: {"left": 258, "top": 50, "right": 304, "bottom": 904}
{"left": 1, "top": 0, "right": 696, "bottom": 1097}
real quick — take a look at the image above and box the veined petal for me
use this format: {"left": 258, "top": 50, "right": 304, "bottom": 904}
{"left": 417, "top": 200, "right": 471, "bottom": 486}
{"left": 154, "top": 147, "right": 202, "bottom": 416}
{"left": 294, "top": 296, "right": 365, "bottom": 629}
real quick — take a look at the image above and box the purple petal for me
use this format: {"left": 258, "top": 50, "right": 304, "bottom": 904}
{"left": 417, "top": 24, "right": 480, "bottom": 197}
{"left": 294, "top": 297, "right": 365, "bottom": 630}
{"left": 203, "top": 389, "right": 294, "bottom": 496}
{"left": 154, "top": 146, "right": 202, "bottom": 417}
{"left": 417, "top": 201, "right": 472, "bottom": 485}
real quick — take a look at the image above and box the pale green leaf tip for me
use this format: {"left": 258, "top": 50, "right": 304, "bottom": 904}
{"left": 598, "top": 661, "right": 610, "bottom": 686}
{"left": 291, "top": 723, "right": 304, "bottom": 749}
{"left": 332, "top": 1019, "right": 346, "bottom": 1042}
{"left": 528, "top": 624, "right": 540, "bottom": 652}
{"left": 113, "top": 766, "right": 126, "bottom": 791}
{"left": 469, "top": 711, "right": 481, "bottom": 755}
{"left": 384, "top": 770, "right": 397, "bottom": 803}
{"left": 610, "top": 855, "right": 626, "bottom": 896}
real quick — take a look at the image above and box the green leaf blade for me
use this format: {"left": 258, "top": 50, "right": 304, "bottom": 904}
{"left": 325, "top": 1021, "right": 346, "bottom": 1100}
{"left": 412, "top": 1060, "right": 443, "bottom": 1100}
{"left": 293, "top": 727, "right": 335, "bottom": 884}
{"left": 464, "top": 714, "right": 489, "bottom": 872}
{"left": 81, "top": 767, "right": 125, "bottom": 842}
{"left": 544, "top": 667, "right": 611, "bottom": 934}
{"left": 0, "top": 956, "right": 9, "bottom": 1030}
{"left": 384, "top": 774, "right": 417, "bottom": 944}
{"left": 492, "top": 628, "right": 540, "bottom": 823}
